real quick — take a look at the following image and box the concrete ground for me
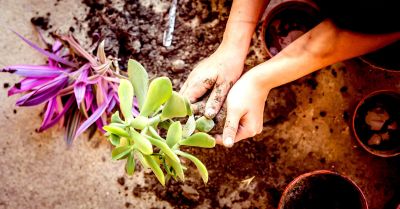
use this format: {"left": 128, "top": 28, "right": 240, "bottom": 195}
{"left": 0, "top": 0, "right": 399, "bottom": 209}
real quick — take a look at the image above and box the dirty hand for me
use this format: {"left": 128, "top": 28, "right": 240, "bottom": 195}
{"left": 217, "top": 69, "right": 270, "bottom": 147}
{"left": 180, "top": 44, "right": 246, "bottom": 119}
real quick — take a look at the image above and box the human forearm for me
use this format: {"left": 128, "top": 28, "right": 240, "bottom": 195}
{"left": 220, "top": 0, "right": 268, "bottom": 58}
{"left": 252, "top": 19, "right": 400, "bottom": 90}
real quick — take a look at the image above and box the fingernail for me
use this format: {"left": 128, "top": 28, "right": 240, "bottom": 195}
{"left": 223, "top": 137, "right": 234, "bottom": 148}
{"left": 205, "top": 108, "right": 215, "bottom": 118}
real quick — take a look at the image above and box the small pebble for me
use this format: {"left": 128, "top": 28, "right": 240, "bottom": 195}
{"left": 171, "top": 59, "right": 185, "bottom": 73}
{"left": 388, "top": 121, "right": 398, "bottom": 130}
{"left": 365, "top": 107, "right": 389, "bottom": 131}
{"left": 368, "top": 134, "right": 382, "bottom": 146}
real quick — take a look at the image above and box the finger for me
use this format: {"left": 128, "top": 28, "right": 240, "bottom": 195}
{"left": 222, "top": 108, "right": 241, "bottom": 148}
{"left": 183, "top": 77, "right": 216, "bottom": 103}
{"left": 235, "top": 125, "right": 255, "bottom": 142}
{"left": 214, "top": 134, "right": 223, "bottom": 145}
{"left": 234, "top": 113, "right": 263, "bottom": 142}
{"left": 191, "top": 101, "right": 206, "bottom": 115}
{"left": 204, "top": 80, "right": 232, "bottom": 119}
{"left": 179, "top": 80, "right": 188, "bottom": 95}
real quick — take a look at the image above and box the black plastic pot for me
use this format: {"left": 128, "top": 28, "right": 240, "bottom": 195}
{"left": 278, "top": 170, "right": 368, "bottom": 209}
{"left": 352, "top": 90, "right": 400, "bottom": 157}
{"left": 261, "top": 0, "right": 322, "bottom": 57}
{"left": 360, "top": 41, "right": 400, "bottom": 72}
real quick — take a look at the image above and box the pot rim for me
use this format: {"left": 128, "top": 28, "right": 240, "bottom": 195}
{"left": 278, "top": 170, "right": 369, "bottom": 209}
{"left": 260, "top": 0, "right": 320, "bottom": 58}
{"left": 351, "top": 89, "right": 400, "bottom": 157}
{"left": 358, "top": 56, "right": 400, "bottom": 73}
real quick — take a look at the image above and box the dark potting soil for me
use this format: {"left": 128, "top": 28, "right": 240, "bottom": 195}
{"left": 82, "top": 0, "right": 229, "bottom": 83}
{"left": 265, "top": 3, "right": 321, "bottom": 56}
{"left": 281, "top": 173, "right": 364, "bottom": 209}
{"left": 361, "top": 41, "right": 400, "bottom": 71}
{"left": 354, "top": 93, "right": 400, "bottom": 151}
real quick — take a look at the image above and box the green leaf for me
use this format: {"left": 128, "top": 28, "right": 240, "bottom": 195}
{"left": 130, "top": 116, "right": 149, "bottom": 130}
{"left": 180, "top": 132, "right": 216, "bottom": 148}
{"left": 126, "top": 152, "right": 135, "bottom": 175}
{"left": 129, "top": 128, "right": 153, "bottom": 155}
{"left": 148, "top": 126, "right": 165, "bottom": 141}
{"left": 134, "top": 150, "right": 149, "bottom": 168}
{"left": 118, "top": 79, "right": 135, "bottom": 121}
{"left": 161, "top": 91, "right": 188, "bottom": 120}
{"left": 166, "top": 121, "right": 182, "bottom": 147}
{"left": 107, "top": 122, "right": 127, "bottom": 129}
{"left": 128, "top": 59, "right": 149, "bottom": 111}
{"left": 182, "top": 115, "right": 196, "bottom": 138}
{"left": 195, "top": 116, "right": 215, "bottom": 132}
{"left": 109, "top": 134, "right": 120, "bottom": 146}
{"left": 140, "top": 77, "right": 172, "bottom": 117}
{"left": 111, "top": 111, "right": 124, "bottom": 123}
{"left": 145, "top": 136, "right": 180, "bottom": 164}
{"left": 119, "top": 137, "right": 129, "bottom": 147}
{"left": 112, "top": 145, "right": 133, "bottom": 160}
{"left": 103, "top": 125, "right": 130, "bottom": 137}
{"left": 166, "top": 156, "right": 185, "bottom": 181}
{"left": 158, "top": 120, "right": 172, "bottom": 130}
{"left": 175, "top": 150, "right": 208, "bottom": 184}
{"left": 184, "top": 96, "right": 193, "bottom": 116}
{"left": 143, "top": 154, "right": 165, "bottom": 186}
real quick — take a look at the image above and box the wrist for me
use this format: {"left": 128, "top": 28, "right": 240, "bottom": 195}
{"left": 243, "top": 67, "right": 273, "bottom": 99}
{"left": 220, "top": 22, "right": 256, "bottom": 59}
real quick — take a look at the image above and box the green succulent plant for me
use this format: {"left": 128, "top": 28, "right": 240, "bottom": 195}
{"left": 104, "top": 59, "right": 216, "bottom": 186}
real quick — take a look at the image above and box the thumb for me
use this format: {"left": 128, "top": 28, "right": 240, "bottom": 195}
{"left": 222, "top": 109, "right": 241, "bottom": 148}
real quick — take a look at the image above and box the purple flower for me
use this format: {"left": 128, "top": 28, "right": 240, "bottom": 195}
{"left": 1, "top": 31, "right": 139, "bottom": 145}
{"left": 16, "top": 75, "right": 68, "bottom": 106}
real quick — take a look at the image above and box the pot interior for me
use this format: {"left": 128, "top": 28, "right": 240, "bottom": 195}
{"left": 264, "top": 2, "right": 321, "bottom": 56}
{"left": 281, "top": 173, "right": 365, "bottom": 209}
{"left": 353, "top": 92, "right": 400, "bottom": 155}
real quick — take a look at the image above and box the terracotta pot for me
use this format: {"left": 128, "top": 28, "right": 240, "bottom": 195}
{"left": 359, "top": 41, "right": 400, "bottom": 72}
{"left": 278, "top": 170, "right": 368, "bottom": 209}
{"left": 261, "top": 0, "right": 322, "bottom": 57}
{"left": 352, "top": 90, "right": 400, "bottom": 157}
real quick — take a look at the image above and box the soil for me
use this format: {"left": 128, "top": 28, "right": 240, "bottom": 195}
{"left": 353, "top": 92, "right": 400, "bottom": 152}
{"left": 264, "top": 2, "right": 321, "bottom": 56}
{"left": 281, "top": 173, "right": 364, "bottom": 209}
{"left": 82, "top": 0, "right": 230, "bottom": 88}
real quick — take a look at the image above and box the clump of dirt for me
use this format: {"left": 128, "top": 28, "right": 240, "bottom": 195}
{"left": 31, "top": 15, "right": 51, "bottom": 30}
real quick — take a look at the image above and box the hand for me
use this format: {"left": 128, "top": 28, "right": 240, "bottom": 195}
{"left": 180, "top": 43, "right": 246, "bottom": 119}
{"left": 217, "top": 69, "right": 270, "bottom": 147}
